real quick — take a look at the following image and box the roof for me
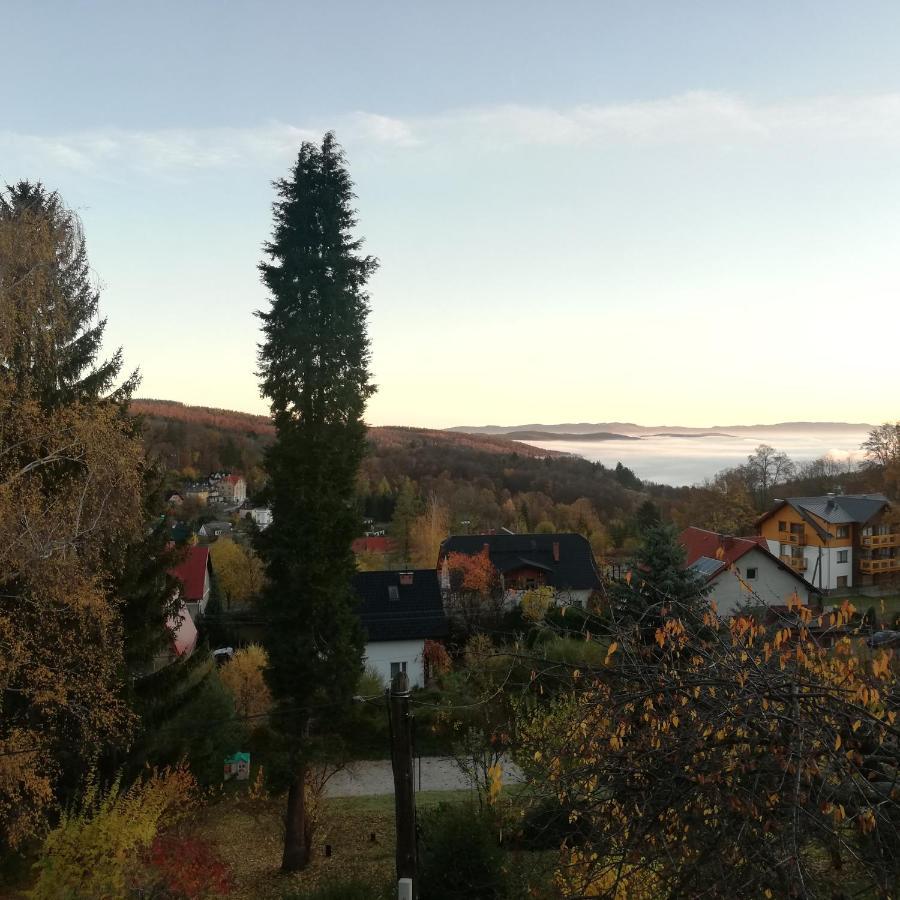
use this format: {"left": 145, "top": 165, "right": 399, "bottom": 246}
{"left": 439, "top": 533, "right": 601, "bottom": 591}
{"left": 679, "top": 526, "right": 819, "bottom": 592}
{"left": 169, "top": 546, "right": 210, "bottom": 602}
{"left": 762, "top": 494, "right": 889, "bottom": 534}
{"left": 353, "top": 536, "right": 398, "bottom": 554}
{"left": 200, "top": 521, "right": 232, "bottom": 533}
{"left": 352, "top": 569, "right": 449, "bottom": 642}
{"left": 224, "top": 474, "right": 244, "bottom": 484}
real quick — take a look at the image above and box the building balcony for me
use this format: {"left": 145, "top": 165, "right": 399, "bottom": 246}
{"left": 859, "top": 557, "right": 900, "bottom": 574}
{"left": 780, "top": 531, "right": 806, "bottom": 547}
{"left": 861, "top": 533, "right": 900, "bottom": 549}
{"left": 780, "top": 554, "right": 808, "bottom": 572}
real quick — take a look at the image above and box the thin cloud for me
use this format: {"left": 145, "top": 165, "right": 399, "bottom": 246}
{"left": 4, "top": 92, "right": 900, "bottom": 175}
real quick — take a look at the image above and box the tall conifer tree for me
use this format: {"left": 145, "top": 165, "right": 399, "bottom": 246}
{"left": 0, "top": 181, "right": 137, "bottom": 406}
{"left": 257, "top": 133, "right": 375, "bottom": 871}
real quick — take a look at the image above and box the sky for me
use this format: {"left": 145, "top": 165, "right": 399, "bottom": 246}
{"left": 3, "top": 1, "right": 900, "bottom": 428}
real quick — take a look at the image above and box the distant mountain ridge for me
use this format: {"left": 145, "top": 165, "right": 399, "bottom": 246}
{"left": 501, "top": 430, "right": 640, "bottom": 442}
{"left": 449, "top": 421, "right": 875, "bottom": 438}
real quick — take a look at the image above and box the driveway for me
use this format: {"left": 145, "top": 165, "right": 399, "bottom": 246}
{"left": 326, "top": 756, "right": 523, "bottom": 797}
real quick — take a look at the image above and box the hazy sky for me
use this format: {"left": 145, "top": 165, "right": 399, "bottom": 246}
{"left": 3, "top": 1, "right": 900, "bottom": 428}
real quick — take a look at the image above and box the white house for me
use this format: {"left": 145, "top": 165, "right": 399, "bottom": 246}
{"left": 680, "top": 527, "right": 819, "bottom": 616}
{"left": 352, "top": 569, "right": 449, "bottom": 688}
{"left": 248, "top": 507, "right": 273, "bottom": 529}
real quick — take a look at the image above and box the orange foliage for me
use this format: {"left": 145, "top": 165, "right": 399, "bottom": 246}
{"left": 446, "top": 548, "right": 498, "bottom": 595}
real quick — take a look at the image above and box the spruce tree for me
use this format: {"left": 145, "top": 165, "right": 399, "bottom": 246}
{"left": 0, "top": 181, "right": 137, "bottom": 406}
{"left": 612, "top": 522, "right": 708, "bottom": 639}
{"left": 256, "top": 133, "right": 375, "bottom": 871}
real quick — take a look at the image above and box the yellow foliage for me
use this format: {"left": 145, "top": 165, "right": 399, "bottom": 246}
{"left": 520, "top": 586, "right": 554, "bottom": 623}
{"left": 556, "top": 847, "right": 659, "bottom": 898}
{"left": 487, "top": 762, "right": 503, "bottom": 805}
{"left": 0, "top": 390, "right": 145, "bottom": 847}
{"left": 29, "top": 765, "right": 196, "bottom": 899}
{"left": 209, "top": 538, "right": 266, "bottom": 606}
{"left": 219, "top": 644, "right": 273, "bottom": 721}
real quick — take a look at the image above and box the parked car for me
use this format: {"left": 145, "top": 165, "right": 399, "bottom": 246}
{"left": 213, "top": 646, "right": 235, "bottom": 666}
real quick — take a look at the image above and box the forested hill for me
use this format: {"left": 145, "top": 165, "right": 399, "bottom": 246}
{"left": 132, "top": 399, "right": 567, "bottom": 464}
{"left": 131, "top": 398, "right": 649, "bottom": 550}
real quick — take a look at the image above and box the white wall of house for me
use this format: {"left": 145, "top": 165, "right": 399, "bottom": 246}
{"left": 364, "top": 639, "right": 426, "bottom": 688}
{"left": 502, "top": 587, "right": 593, "bottom": 610}
{"left": 711, "top": 548, "right": 814, "bottom": 615}
{"left": 250, "top": 507, "right": 272, "bottom": 529}
{"left": 765, "top": 541, "right": 853, "bottom": 591}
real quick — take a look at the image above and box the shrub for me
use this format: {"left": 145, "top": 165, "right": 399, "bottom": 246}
{"left": 419, "top": 801, "right": 508, "bottom": 900}
{"left": 146, "top": 833, "right": 232, "bottom": 898}
{"left": 29, "top": 765, "right": 196, "bottom": 899}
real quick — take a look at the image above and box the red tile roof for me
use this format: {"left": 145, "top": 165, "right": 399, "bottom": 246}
{"left": 169, "top": 545, "right": 210, "bottom": 602}
{"left": 679, "top": 527, "right": 768, "bottom": 581}
{"left": 352, "top": 536, "right": 398, "bottom": 554}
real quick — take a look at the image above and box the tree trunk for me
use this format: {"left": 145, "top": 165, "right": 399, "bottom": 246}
{"left": 281, "top": 762, "right": 310, "bottom": 872}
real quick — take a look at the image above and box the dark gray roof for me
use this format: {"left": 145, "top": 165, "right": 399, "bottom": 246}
{"left": 785, "top": 494, "right": 888, "bottom": 526}
{"left": 439, "top": 533, "right": 601, "bottom": 591}
{"left": 352, "top": 569, "right": 448, "bottom": 643}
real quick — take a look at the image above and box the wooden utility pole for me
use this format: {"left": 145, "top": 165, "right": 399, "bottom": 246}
{"left": 389, "top": 671, "right": 417, "bottom": 898}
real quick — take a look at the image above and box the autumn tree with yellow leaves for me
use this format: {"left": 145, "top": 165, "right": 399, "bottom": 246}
{"left": 209, "top": 537, "right": 266, "bottom": 607}
{"left": 517, "top": 590, "right": 900, "bottom": 897}
{"left": 0, "top": 183, "right": 148, "bottom": 850}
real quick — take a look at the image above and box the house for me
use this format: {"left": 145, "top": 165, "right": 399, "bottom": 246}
{"left": 165, "top": 491, "right": 184, "bottom": 506}
{"left": 757, "top": 494, "right": 894, "bottom": 591}
{"left": 199, "top": 521, "right": 233, "bottom": 541}
{"left": 352, "top": 569, "right": 449, "bottom": 688}
{"left": 248, "top": 507, "right": 273, "bottom": 529}
{"left": 221, "top": 474, "right": 247, "bottom": 504}
{"left": 438, "top": 532, "right": 602, "bottom": 608}
{"left": 680, "top": 526, "right": 818, "bottom": 615}
{"left": 169, "top": 545, "right": 212, "bottom": 621}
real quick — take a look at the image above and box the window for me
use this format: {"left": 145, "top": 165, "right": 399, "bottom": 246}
{"left": 836, "top": 575, "right": 848, "bottom": 589}
{"left": 836, "top": 526, "right": 849, "bottom": 539}
{"left": 837, "top": 550, "right": 848, "bottom": 564}
{"left": 390, "top": 661, "right": 407, "bottom": 678}
{"left": 746, "top": 567, "right": 757, "bottom": 580}
{"left": 388, "top": 585, "right": 399, "bottom": 601}
{"left": 778, "top": 521, "right": 787, "bottom": 532}
{"left": 524, "top": 578, "right": 537, "bottom": 590}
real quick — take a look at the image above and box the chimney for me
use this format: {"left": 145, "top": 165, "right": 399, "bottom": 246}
{"left": 552, "top": 541, "right": 560, "bottom": 562}
{"left": 399, "top": 572, "right": 414, "bottom": 586}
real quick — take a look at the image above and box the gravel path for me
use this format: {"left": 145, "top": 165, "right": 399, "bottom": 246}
{"left": 326, "top": 756, "right": 523, "bottom": 797}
